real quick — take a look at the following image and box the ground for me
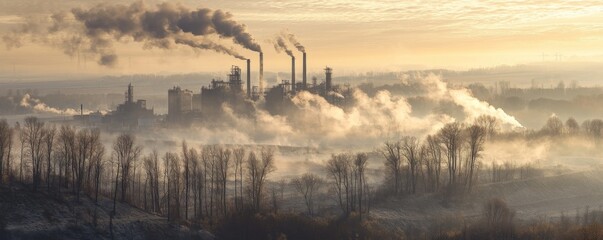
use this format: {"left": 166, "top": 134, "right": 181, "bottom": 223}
{"left": 0, "top": 184, "right": 213, "bottom": 240}
{"left": 371, "top": 169, "right": 603, "bottom": 234}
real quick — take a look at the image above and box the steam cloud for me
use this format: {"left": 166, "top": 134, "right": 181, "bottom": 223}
{"left": 164, "top": 74, "right": 521, "bottom": 149}
{"left": 3, "top": 2, "right": 261, "bottom": 66}
{"left": 286, "top": 33, "right": 305, "bottom": 53}
{"left": 273, "top": 35, "right": 294, "bottom": 57}
{"left": 20, "top": 94, "right": 83, "bottom": 115}
{"left": 419, "top": 74, "right": 523, "bottom": 128}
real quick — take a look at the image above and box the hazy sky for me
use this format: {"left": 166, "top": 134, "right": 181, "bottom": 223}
{"left": 1, "top": 0, "right": 603, "bottom": 77}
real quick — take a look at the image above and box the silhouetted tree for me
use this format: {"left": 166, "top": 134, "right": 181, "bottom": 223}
{"left": 143, "top": 151, "right": 161, "bottom": 213}
{"left": 43, "top": 125, "right": 56, "bottom": 190}
{"left": 354, "top": 153, "right": 368, "bottom": 219}
{"left": 466, "top": 124, "right": 486, "bottom": 191}
{"left": 292, "top": 173, "right": 323, "bottom": 216}
{"left": 565, "top": 117, "right": 579, "bottom": 135}
{"left": 113, "top": 133, "right": 142, "bottom": 202}
{"left": 475, "top": 115, "right": 500, "bottom": 139}
{"left": 247, "top": 148, "right": 276, "bottom": 212}
{"left": 425, "top": 135, "right": 443, "bottom": 191}
{"left": 57, "top": 125, "right": 76, "bottom": 190}
{"left": 215, "top": 146, "right": 231, "bottom": 216}
{"left": 380, "top": 141, "right": 403, "bottom": 194}
{"left": 439, "top": 122, "right": 464, "bottom": 186}
{"left": 327, "top": 153, "right": 352, "bottom": 214}
{"left": 542, "top": 114, "right": 564, "bottom": 136}
{"left": 401, "top": 137, "right": 421, "bottom": 194}
{"left": 233, "top": 147, "right": 245, "bottom": 211}
{"left": 24, "top": 117, "right": 44, "bottom": 191}
{"left": 0, "top": 120, "right": 12, "bottom": 185}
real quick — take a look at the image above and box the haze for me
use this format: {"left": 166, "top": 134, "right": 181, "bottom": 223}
{"left": 2, "top": 1, "right": 603, "bottom": 240}
{"left": 1, "top": 0, "right": 603, "bottom": 77}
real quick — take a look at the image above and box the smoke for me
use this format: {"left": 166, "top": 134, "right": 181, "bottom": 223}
{"left": 273, "top": 35, "right": 294, "bottom": 57}
{"left": 211, "top": 10, "right": 261, "bottom": 52}
{"left": 160, "top": 73, "right": 521, "bottom": 149}
{"left": 174, "top": 36, "right": 246, "bottom": 60}
{"left": 3, "top": 1, "right": 262, "bottom": 66}
{"left": 19, "top": 94, "right": 83, "bottom": 115}
{"left": 418, "top": 74, "right": 523, "bottom": 129}
{"left": 286, "top": 33, "right": 305, "bottom": 53}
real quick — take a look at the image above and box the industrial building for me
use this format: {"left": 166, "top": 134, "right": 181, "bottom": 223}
{"left": 167, "top": 86, "right": 194, "bottom": 122}
{"left": 74, "top": 51, "right": 350, "bottom": 128}
{"left": 104, "top": 83, "right": 155, "bottom": 128}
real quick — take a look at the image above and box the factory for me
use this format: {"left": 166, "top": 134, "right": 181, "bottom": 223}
{"left": 166, "top": 51, "right": 349, "bottom": 122}
{"left": 104, "top": 83, "right": 156, "bottom": 129}
{"left": 76, "top": 51, "right": 350, "bottom": 128}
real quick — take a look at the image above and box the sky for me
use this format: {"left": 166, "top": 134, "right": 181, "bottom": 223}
{"left": 1, "top": 0, "right": 603, "bottom": 77}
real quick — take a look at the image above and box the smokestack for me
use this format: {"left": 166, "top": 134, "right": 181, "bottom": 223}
{"left": 80, "top": 104, "right": 83, "bottom": 116}
{"left": 303, "top": 52, "right": 307, "bottom": 90}
{"left": 246, "top": 59, "right": 251, "bottom": 98}
{"left": 259, "top": 52, "right": 264, "bottom": 94}
{"left": 291, "top": 56, "right": 296, "bottom": 94}
{"left": 325, "top": 67, "right": 332, "bottom": 94}
{"left": 127, "top": 83, "right": 134, "bottom": 103}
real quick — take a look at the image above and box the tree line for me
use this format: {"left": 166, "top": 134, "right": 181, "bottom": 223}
{"left": 378, "top": 115, "right": 498, "bottom": 197}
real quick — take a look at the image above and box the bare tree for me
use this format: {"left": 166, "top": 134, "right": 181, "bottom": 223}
{"left": 43, "top": 125, "right": 56, "bottom": 191}
{"left": 57, "top": 125, "right": 76, "bottom": 190}
{"left": 583, "top": 119, "right": 603, "bottom": 144}
{"left": 401, "top": 137, "right": 421, "bottom": 194}
{"left": 0, "top": 120, "right": 12, "bottom": 185}
{"left": 24, "top": 117, "right": 45, "bottom": 191}
{"left": 380, "top": 141, "right": 403, "bottom": 194}
{"left": 425, "top": 135, "right": 443, "bottom": 191}
{"left": 466, "top": 125, "right": 486, "bottom": 191}
{"left": 110, "top": 155, "right": 119, "bottom": 239}
{"left": 201, "top": 146, "right": 214, "bottom": 218}
{"left": 439, "top": 122, "right": 464, "bottom": 186}
{"left": 181, "top": 141, "right": 191, "bottom": 220}
{"left": 270, "top": 179, "right": 286, "bottom": 214}
{"left": 164, "top": 152, "right": 181, "bottom": 222}
{"left": 542, "top": 114, "right": 564, "bottom": 136}
{"left": 214, "top": 146, "right": 231, "bottom": 216}
{"left": 292, "top": 173, "right": 323, "bottom": 216}
{"left": 566, "top": 117, "right": 580, "bottom": 135}
{"left": 247, "top": 148, "right": 276, "bottom": 211}
{"left": 327, "top": 153, "right": 352, "bottom": 214}
{"left": 73, "top": 128, "right": 102, "bottom": 201}
{"left": 483, "top": 198, "right": 515, "bottom": 229}
{"left": 233, "top": 147, "right": 245, "bottom": 211}
{"left": 113, "top": 133, "right": 143, "bottom": 202}
{"left": 143, "top": 151, "right": 161, "bottom": 213}
{"left": 16, "top": 122, "right": 26, "bottom": 183}
{"left": 354, "top": 153, "right": 368, "bottom": 219}
{"left": 91, "top": 141, "right": 105, "bottom": 227}
{"left": 187, "top": 148, "right": 201, "bottom": 219}
{"left": 475, "top": 115, "right": 500, "bottom": 139}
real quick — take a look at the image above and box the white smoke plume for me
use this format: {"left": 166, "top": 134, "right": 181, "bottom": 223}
{"left": 136, "top": 73, "right": 523, "bottom": 150}
{"left": 20, "top": 94, "right": 84, "bottom": 115}
{"left": 417, "top": 74, "right": 523, "bottom": 129}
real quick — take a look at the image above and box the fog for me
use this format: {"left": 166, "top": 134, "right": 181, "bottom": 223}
{"left": 4, "top": 64, "right": 603, "bottom": 239}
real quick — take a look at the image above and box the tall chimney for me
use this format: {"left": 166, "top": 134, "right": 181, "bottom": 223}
{"left": 246, "top": 59, "right": 251, "bottom": 98}
{"left": 303, "top": 52, "right": 307, "bottom": 90}
{"left": 259, "top": 52, "right": 264, "bottom": 94}
{"left": 325, "top": 66, "right": 332, "bottom": 94}
{"left": 127, "top": 83, "right": 134, "bottom": 103}
{"left": 291, "top": 56, "right": 296, "bottom": 94}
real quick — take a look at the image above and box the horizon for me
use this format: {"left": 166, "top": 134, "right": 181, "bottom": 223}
{"left": 1, "top": 0, "right": 603, "bottom": 76}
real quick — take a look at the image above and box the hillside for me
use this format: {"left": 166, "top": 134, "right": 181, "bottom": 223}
{"left": 0, "top": 184, "right": 213, "bottom": 240}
